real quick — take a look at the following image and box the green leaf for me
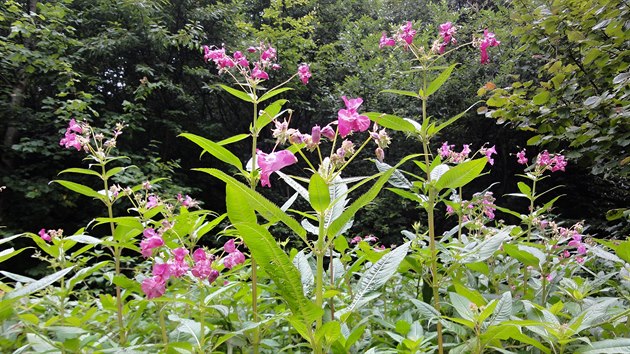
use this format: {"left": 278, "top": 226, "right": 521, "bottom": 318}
{"left": 219, "top": 84, "right": 254, "bottom": 103}
{"left": 433, "top": 102, "right": 479, "bottom": 136}
{"left": 180, "top": 133, "right": 242, "bottom": 171}
{"left": 217, "top": 134, "right": 249, "bottom": 146}
{"left": 315, "top": 321, "right": 342, "bottom": 346}
{"left": 225, "top": 185, "right": 257, "bottom": 225}
{"left": 255, "top": 99, "right": 287, "bottom": 132}
{"left": 426, "top": 63, "right": 457, "bottom": 97}
{"left": 503, "top": 243, "right": 539, "bottom": 267}
{"left": 309, "top": 173, "right": 330, "bottom": 214}
{"left": 532, "top": 91, "right": 550, "bottom": 105}
{"left": 258, "top": 87, "right": 293, "bottom": 103}
{"left": 337, "top": 242, "right": 410, "bottom": 319}
{"left": 67, "top": 261, "right": 108, "bottom": 291}
{"left": 517, "top": 182, "right": 532, "bottom": 197}
{"left": 0, "top": 247, "right": 27, "bottom": 263}
{"left": 232, "top": 222, "right": 321, "bottom": 326}
{"left": 53, "top": 180, "right": 105, "bottom": 201}
{"left": 487, "top": 292, "right": 512, "bottom": 327}
{"left": 65, "top": 235, "right": 102, "bottom": 245}
{"left": 435, "top": 158, "right": 487, "bottom": 191}
{"left": 449, "top": 292, "right": 475, "bottom": 322}
{"left": 453, "top": 282, "right": 486, "bottom": 306}
{"left": 104, "top": 167, "right": 125, "bottom": 180}
{"left": 5, "top": 266, "right": 75, "bottom": 299}
{"left": 58, "top": 167, "right": 101, "bottom": 178}
{"left": 196, "top": 168, "right": 307, "bottom": 242}
{"left": 460, "top": 228, "right": 511, "bottom": 263}
{"left": 380, "top": 89, "right": 420, "bottom": 98}
{"left": 364, "top": 112, "right": 417, "bottom": 133}
{"left": 575, "top": 339, "right": 630, "bottom": 354}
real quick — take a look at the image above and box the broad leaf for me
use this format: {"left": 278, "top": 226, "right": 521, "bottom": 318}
{"left": 576, "top": 339, "right": 630, "bottom": 354}
{"left": 53, "top": 180, "right": 104, "bottom": 201}
{"left": 364, "top": 112, "right": 417, "bottom": 133}
{"left": 380, "top": 89, "right": 420, "bottom": 98}
{"left": 258, "top": 87, "right": 293, "bottom": 103}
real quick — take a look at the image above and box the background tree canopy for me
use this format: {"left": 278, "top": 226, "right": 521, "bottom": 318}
{"left": 1, "top": 0, "right": 628, "bottom": 271}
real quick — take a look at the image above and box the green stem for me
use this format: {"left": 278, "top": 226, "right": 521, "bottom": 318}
{"left": 523, "top": 177, "right": 537, "bottom": 300}
{"left": 198, "top": 285, "right": 206, "bottom": 351}
{"left": 250, "top": 97, "right": 260, "bottom": 354}
{"left": 102, "top": 163, "right": 125, "bottom": 345}
{"left": 159, "top": 303, "right": 168, "bottom": 350}
{"left": 421, "top": 82, "right": 444, "bottom": 354}
{"left": 315, "top": 213, "right": 326, "bottom": 331}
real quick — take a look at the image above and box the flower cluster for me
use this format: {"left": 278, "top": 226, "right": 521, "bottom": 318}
{"left": 38, "top": 228, "right": 63, "bottom": 242}
{"left": 222, "top": 239, "right": 246, "bottom": 269}
{"left": 517, "top": 149, "right": 568, "bottom": 173}
{"left": 140, "top": 237, "right": 246, "bottom": 299}
{"left": 446, "top": 191, "right": 496, "bottom": 221}
{"left": 203, "top": 43, "right": 311, "bottom": 85}
{"left": 438, "top": 142, "right": 497, "bottom": 165}
{"left": 370, "top": 123, "right": 391, "bottom": 162}
{"left": 380, "top": 21, "right": 417, "bottom": 49}
{"left": 437, "top": 22, "right": 457, "bottom": 53}
{"left": 59, "top": 119, "right": 88, "bottom": 151}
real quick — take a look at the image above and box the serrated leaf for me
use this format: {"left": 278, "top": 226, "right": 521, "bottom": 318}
{"left": 488, "top": 292, "right": 512, "bottom": 327}
{"left": 293, "top": 250, "right": 315, "bottom": 297}
{"left": 258, "top": 87, "right": 293, "bottom": 103}
{"left": 180, "top": 133, "right": 242, "bottom": 171}
{"left": 426, "top": 63, "right": 457, "bottom": 97}
{"left": 460, "top": 228, "right": 511, "bottom": 263}
{"left": 219, "top": 84, "right": 254, "bottom": 103}
{"left": 196, "top": 168, "right": 306, "bottom": 242}
{"left": 364, "top": 112, "right": 417, "bottom": 133}
{"left": 5, "top": 266, "right": 75, "bottom": 299}
{"left": 435, "top": 158, "right": 487, "bottom": 191}
{"left": 375, "top": 160, "right": 412, "bottom": 189}
{"left": 380, "top": 89, "right": 420, "bottom": 98}
{"left": 338, "top": 242, "right": 410, "bottom": 318}
{"left": 53, "top": 180, "right": 104, "bottom": 201}
{"left": 233, "top": 222, "right": 321, "bottom": 325}
{"left": 309, "top": 173, "right": 330, "bottom": 214}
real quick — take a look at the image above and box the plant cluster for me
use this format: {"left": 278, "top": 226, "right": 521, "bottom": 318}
{"left": 1, "top": 18, "right": 629, "bottom": 354}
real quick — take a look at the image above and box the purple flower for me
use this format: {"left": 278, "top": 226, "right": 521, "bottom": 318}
{"left": 337, "top": 96, "right": 370, "bottom": 138}
{"left": 482, "top": 145, "right": 497, "bottom": 165}
{"left": 224, "top": 239, "right": 236, "bottom": 253}
{"left": 379, "top": 32, "right": 395, "bottom": 49}
{"left": 397, "top": 21, "right": 417, "bottom": 48}
{"left": 146, "top": 196, "right": 159, "bottom": 209}
{"left": 298, "top": 63, "right": 311, "bottom": 84}
{"left": 439, "top": 142, "right": 452, "bottom": 158}
{"left": 321, "top": 125, "right": 335, "bottom": 140}
{"left": 256, "top": 149, "right": 298, "bottom": 187}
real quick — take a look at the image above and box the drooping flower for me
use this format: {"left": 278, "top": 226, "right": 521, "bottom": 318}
{"left": 256, "top": 149, "right": 298, "bottom": 187}
{"left": 337, "top": 96, "right": 370, "bottom": 138}
{"left": 396, "top": 21, "right": 417, "bottom": 48}
{"left": 480, "top": 29, "right": 500, "bottom": 64}
{"left": 223, "top": 250, "right": 246, "bottom": 269}
{"left": 438, "top": 22, "right": 457, "bottom": 53}
{"left": 375, "top": 147, "right": 385, "bottom": 162}
{"left": 481, "top": 145, "right": 497, "bottom": 165}
{"left": 38, "top": 228, "right": 52, "bottom": 242}
{"left": 251, "top": 64, "right": 269, "bottom": 80}
{"left": 260, "top": 46, "right": 277, "bottom": 62}
{"left": 141, "top": 276, "right": 166, "bottom": 299}
{"left": 311, "top": 125, "right": 321, "bottom": 145}
{"left": 439, "top": 142, "right": 452, "bottom": 158}
{"left": 321, "top": 125, "right": 335, "bottom": 140}
{"left": 516, "top": 149, "right": 528, "bottom": 165}
{"left": 535, "top": 150, "right": 568, "bottom": 172}
{"left": 140, "top": 227, "right": 164, "bottom": 258}
{"left": 146, "top": 196, "right": 159, "bottom": 209}
{"left": 224, "top": 239, "right": 236, "bottom": 253}
{"left": 152, "top": 262, "right": 171, "bottom": 282}
{"left": 297, "top": 63, "right": 311, "bottom": 84}
{"left": 379, "top": 32, "right": 395, "bottom": 49}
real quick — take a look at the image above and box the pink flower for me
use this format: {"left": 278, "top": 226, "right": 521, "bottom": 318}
{"left": 311, "top": 125, "right": 321, "bottom": 144}
{"left": 337, "top": 96, "right": 370, "bottom": 138}
{"left": 438, "top": 22, "right": 457, "bottom": 53}
{"left": 168, "top": 259, "right": 189, "bottom": 278}
{"left": 67, "top": 119, "right": 83, "bottom": 134}
{"left": 233, "top": 51, "right": 249, "bottom": 66}
{"left": 379, "top": 32, "right": 395, "bottom": 49}
{"left": 482, "top": 145, "right": 497, "bottom": 165}
{"left": 256, "top": 149, "right": 298, "bottom": 187}
{"left": 141, "top": 276, "right": 166, "bottom": 299}
{"left": 251, "top": 65, "right": 269, "bottom": 80}
{"left": 146, "top": 196, "right": 158, "bottom": 209}
{"left": 224, "top": 239, "right": 236, "bottom": 253}
{"left": 208, "top": 270, "right": 220, "bottom": 283}
{"left": 172, "top": 247, "right": 188, "bottom": 261}
{"left": 38, "top": 228, "right": 52, "bottom": 242}
{"left": 575, "top": 256, "right": 585, "bottom": 264}
{"left": 350, "top": 236, "right": 362, "bottom": 245}
{"left": 439, "top": 142, "right": 452, "bottom": 158}
{"left": 551, "top": 154, "right": 567, "bottom": 172}
{"left": 59, "top": 131, "right": 82, "bottom": 151}
{"left": 223, "top": 250, "right": 245, "bottom": 269}
{"left": 192, "top": 259, "right": 213, "bottom": 279}
{"left": 364, "top": 235, "right": 378, "bottom": 243}
{"left": 271, "top": 63, "right": 281, "bottom": 70}
{"left": 480, "top": 29, "right": 500, "bottom": 64}
{"left": 375, "top": 147, "right": 385, "bottom": 162}
{"left": 298, "top": 64, "right": 311, "bottom": 84}
{"left": 397, "top": 21, "right": 417, "bottom": 48}
{"left": 517, "top": 149, "right": 528, "bottom": 165}
{"left": 546, "top": 274, "right": 553, "bottom": 282}
{"left": 446, "top": 205, "right": 455, "bottom": 215}
{"left": 260, "top": 46, "right": 276, "bottom": 62}
{"left": 321, "top": 125, "right": 335, "bottom": 140}
{"left": 193, "top": 248, "right": 208, "bottom": 262}
{"left": 247, "top": 46, "right": 257, "bottom": 53}
{"left": 140, "top": 236, "right": 164, "bottom": 258}
{"left": 152, "top": 262, "right": 171, "bottom": 282}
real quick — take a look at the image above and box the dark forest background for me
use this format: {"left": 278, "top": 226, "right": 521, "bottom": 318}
{"left": 1, "top": 0, "right": 628, "bottom": 274}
